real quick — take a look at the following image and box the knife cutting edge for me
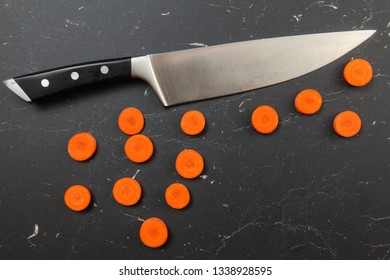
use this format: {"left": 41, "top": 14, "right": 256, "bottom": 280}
{"left": 3, "top": 30, "right": 376, "bottom": 106}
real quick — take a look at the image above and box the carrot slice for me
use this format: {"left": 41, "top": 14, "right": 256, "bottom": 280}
{"left": 68, "top": 132, "right": 97, "bottom": 161}
{"left": 295, "top": 89, "right": 323, "bottom": 115}
{"left": 344, "top": 58, "right": 373, "bottom": 87}
{"left": 180, "top": 110, "right": 206, "bottom": 135}
{"left": 175, "top": 149, "right": 204, "bottom": 179}
{"left": 118, "top": 107, "right": 145, "bottom": 135}
{"left": 124, "top": 134, "right": 154, "bottom": 163}
{"left": 139, "top": 217, "right": 168, "bottom": 248}
{"left": 251, "top": 105, "right": 279, "bottom": 134}
{"left": 112, "top": 177, "right": 142, "bottom": 206}
{"left": 64, "top": 185, "right": 91, "bottom": 211}
{"left": 165, "top": 183, "right": 190, "bottom": 209}
{"left": 333, "top": 111, "right": 362, "bottom": 138}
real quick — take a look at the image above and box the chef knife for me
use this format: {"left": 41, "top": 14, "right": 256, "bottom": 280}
{"left": 3, "top": 30, "right": 375, "bottom": 106}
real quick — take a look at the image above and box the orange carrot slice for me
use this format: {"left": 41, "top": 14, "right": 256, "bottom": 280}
{"left": 139, "top": 217, "right": 168, "bottom": 248}
{"left": 118, "top": 107, "right": 145, "bottom": 135}
{"left": 165, "top": 183, "right": 190, "bottom": 209}
{"left": 344, "top": 58, "right": 373, "bottom": 87}
{"left": 251, "top": 105, "right": 279, "bottom": 134}
{"left": 333, "top": 111, "right": 362, "bottom": 138}
{"left": 180, "top": 110, "right": 206, "bottom": 135}
{"left": 175, "top": 149, "right": 204, "bottom": 179}
{"left": 112, "top": 177, "right": 142, "bottom": 206}
{"left": 295, "top": 89, "right": 323, "bottom": 115}
{"left": 124, "top": 134, "right": 154, "bottom": 163}
{"left": 68, "top": 132, "right": 97, "bottom": 161}
{"left": 64, "top": 185, "right": 91, "bottom": 211}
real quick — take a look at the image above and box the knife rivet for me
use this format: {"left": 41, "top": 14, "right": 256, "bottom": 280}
{"left": 100, "top": 66, "right": 109, "bottom": 74}
{"left": 71, "top": 72, "right": 79, "bottom": 80}
{"left": 41, "top": 79, "right": 49, "bottom": 87}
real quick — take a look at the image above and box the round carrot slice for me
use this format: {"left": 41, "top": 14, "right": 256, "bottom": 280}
{"left": 251, "top": 105, "right": 279, "bottom": 134}
{"left": 175, "top": 149, "right": 204, "bottom": 179}
{"left": 68, "top": 132, "right": 97, "bottom": 161}
{"left": 180, "top": 110, "right": 206, "bottom": 135}
{"left": 139, "top": 217, "right": 168, "bottom": 248}
{"left": 64, "top": 185, "right": 91, "bottom": 211}
{"left": 344, "top": 58, "right": 373, "bottom": 87}
{"left": 165, "top": 183, "right": 190, "bottom": 209}
{"left": 112, "top": 177, "right": 142, "bottom": 206}
{"left": 333, "top": 111, "right": 362, "bottom": 138}
{"left": 124, "top": 134, "right": 154, "bottom": 163}
{"left": 118, "top": 107, "right": 145, "bottom": 135}
{"left": 295, "top": 89, "right": 323, "bottom": 115}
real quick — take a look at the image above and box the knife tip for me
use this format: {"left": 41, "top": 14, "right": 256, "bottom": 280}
{"left": 360, "top": 29, "right": 377, "bottom": 37}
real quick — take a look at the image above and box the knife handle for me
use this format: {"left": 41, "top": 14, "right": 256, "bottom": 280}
{"left": 4, "top": 57, "right": 132, "bottom": 102}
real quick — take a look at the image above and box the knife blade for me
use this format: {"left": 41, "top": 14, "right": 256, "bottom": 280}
{"left": 3, "top": 30, "right": 375, "bottom": 106}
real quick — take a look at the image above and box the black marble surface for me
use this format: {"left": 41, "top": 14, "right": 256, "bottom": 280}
{"left": 0, "top": 0, "right": 389, "bottom": 260}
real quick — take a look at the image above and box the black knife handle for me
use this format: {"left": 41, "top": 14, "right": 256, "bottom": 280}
{"left": 12, "top": 57, "right": 132, "bottom": 101}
